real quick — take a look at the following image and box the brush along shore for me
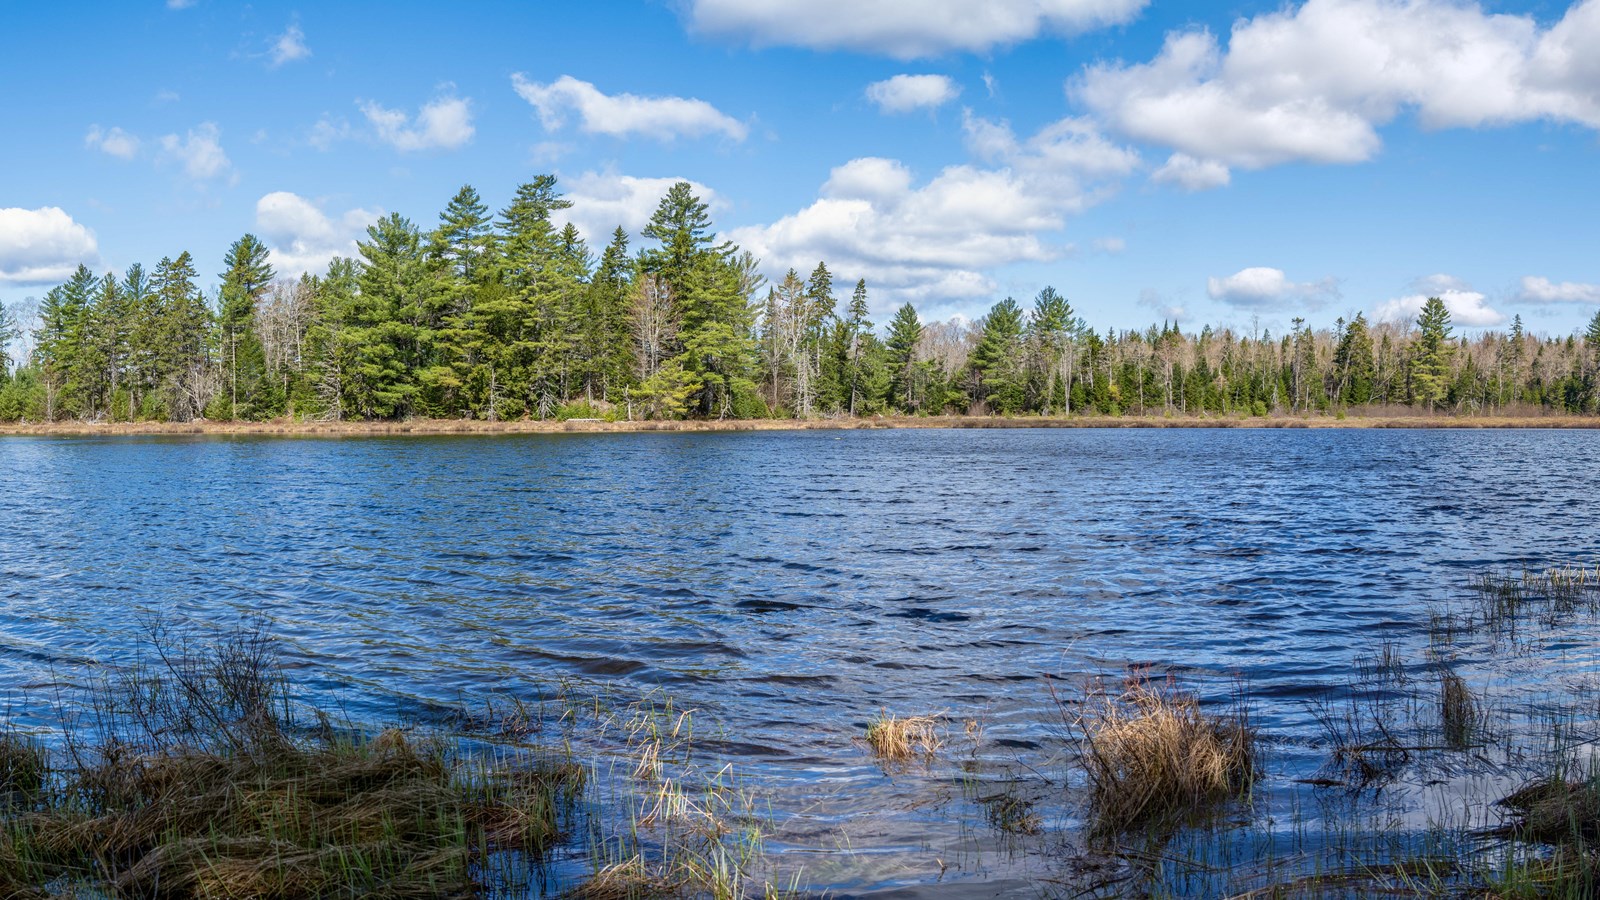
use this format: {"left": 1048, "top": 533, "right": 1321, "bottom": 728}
{"left": 2, "top": 412, "right": 1600, "bottom": 437}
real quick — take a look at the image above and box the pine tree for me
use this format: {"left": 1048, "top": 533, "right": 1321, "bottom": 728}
{"left": 1333, "top": 313, "right": 1375, "bottom": 406}
{"left": 640, "top": 182, "right": 753, "bottom": 417}
{"left": 586, "top": 227, "right": 635, "bottom": 403}
{"left": 842, "top": 279, "right": 872, "bottom": 415}
{"left": 150, "top": 252, "right": 212, "bottom": 421}
{"left": 801, "top": 262, "right": 838, "bottom": 412}
{"left": 302, "top": 258, "right": 359, "bottom": 419}
{"left": 885, "top": 302, "right": 922, "bottom": 413}
{"left": 1027, "top": 286, "right": 1077, "bottom": 415}
{"left": 352, "top": 213, "right": 428, "bottom": 419}
{"left": 495, "top": 177, "right": 577, "bottom": 417}
{"left": 968, "top": 298, "right": 1026, "bottom": 414}
{"left": 1412, "top": 297, "right": 1453, "bottom": 410}
{"left": 215, "top": 234, "right": 276, "bottom": 419}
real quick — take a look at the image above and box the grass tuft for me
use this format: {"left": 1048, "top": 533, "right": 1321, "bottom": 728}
{"left": 1069, "top": 674, "right": 1255, "bottom": 835}
{"left": 864, "top": 712, "right": 942, "bottom": 762}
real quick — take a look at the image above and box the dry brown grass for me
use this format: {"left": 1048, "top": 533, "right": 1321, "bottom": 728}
{"left": 561, "top": 857, "right": 679, "bottom": 900}
{"left": 1069, "top": 675, "right": 1256, "bottom": 835}
{"left": 865, "top": 712, "right": 943, "bottom": 761}
{"left": 1497, "top": 778, "right": 1600, "bottom": 844}
{"left": 3, "top": 412, "right": 1598, "bottom": 438}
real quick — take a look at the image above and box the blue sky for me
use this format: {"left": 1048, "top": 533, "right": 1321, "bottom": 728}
{"left": 3, "top": 0, "right": 1598, "bottom": 337}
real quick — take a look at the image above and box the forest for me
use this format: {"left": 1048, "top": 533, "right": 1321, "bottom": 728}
{"left": 2, "top": 177, "right": 1599, "bottom": 424}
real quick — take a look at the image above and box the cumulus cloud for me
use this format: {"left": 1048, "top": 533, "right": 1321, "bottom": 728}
{"left": 0, "top": 207, "right": 99, "bottom": 285}
{"left": 1075, "top": 0, "right": 1600, "bottom": 172}
{"left": 1375, "top": 284, "right": 1506, "bottom": 327}
{"left": 554, "top": 171, "right": 723, "bottom": 244}
{"left": 269, "top": 21, "right": 311, "bottom": 67}
{"left": 1516, "top": 275, "right": 1600, "bottom": 305}
{"left": 1092, "top": 236, "right": 1126, "bottom": 253}
{"left": 1151, "top": 153, "right": 1230, "bottom": 191}
{"left": 255, "top": 192, "right": 381, "bottom": 276}
{"left": 866, "top": 74, "right": 961, "bottom": 113}
{"left": 361, "top": 93, "right": 474, "bottom": 152}
{"left": 685, "top": 0, "right": 1149, "bottom": 57}
{"left": 729, "top": 115, "right": 1139, "bottom": 312}
{"left": 159, "top": 122, "right": 232, "bottom": 181}
{"left": 511, "top": 74, "right": 747, "bottom": 142}
{"left": 85, "top": 125, "right": 141, "bottom": 159}
{"left": 1207, "top": 266, "right": 1339, "bottom": 309}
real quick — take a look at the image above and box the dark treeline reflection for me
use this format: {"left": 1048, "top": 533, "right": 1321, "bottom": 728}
{"left": 3, "top": 178, "right": 1599, "bottom": 423}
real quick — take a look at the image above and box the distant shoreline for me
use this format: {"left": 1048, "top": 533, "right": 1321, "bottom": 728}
{"left": 3, "top": 414, "right": 1599, "bottom": 437}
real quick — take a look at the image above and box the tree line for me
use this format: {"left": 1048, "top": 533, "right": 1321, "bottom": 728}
{"left": 3, "top": 178, "right": 1599, "bottom": 423}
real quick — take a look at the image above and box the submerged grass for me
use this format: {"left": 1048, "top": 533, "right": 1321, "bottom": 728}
{"left": 1, "top": 627, "right": 586, "bottom": 899}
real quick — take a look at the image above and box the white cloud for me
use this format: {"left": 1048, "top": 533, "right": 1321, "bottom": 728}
{"left": 1092, "top": 236, "right": 1126, "bottom": 253}
{"left": 1411, "top": 273, "right": 1472, "bottom": 295}
{"left": 361, "top": 93, "right": 474, "bottom": 152}
{"left": 866, "top": 74, "right": 961, "bottom": 113}
{"left": 1151, "top": 152, "right": 1230, "bottom": 191}
{"left": 307, "top": 115, "right": 353, "bottom": 151}
{"left": 555, "top": 171, "right": 723, "bottom": 244}
{"left": 269, "top": 21, "right": 311, "bottom": 67}
{"left": 158, "top": 122, "right": 231, "bottom": 181}
{"left": 732, "top": 115, "right": 1139, "bottom": 313}
{"left": 166, "top": 0, "right": 196, "bottom": 8}
{"left": 1375, "top": 284, "right": 1506, "bottom": 327}
{"left": 154, "top": 89, "right": 181, "bottom": 104}
{"left": 85, "top": 125, "right": 141, "bottom": 159}
{"left": 1139, "top": 288, "right": 1188, "bottom": 322}
{"left": 1516, "top": 275, "right": 1600, "bottom": 305}
{"left": 511, "top": 74, "right": 747, "bottom": 142}
{"left": 1075, "top": 0, "right": 1600, "bottom": 171}
{"left": 1207, "top": 266, "right": 1339, "bottom": 309}
{"left": 255, "top": 191, "right": 381, "bottom": 276}
{"left": 685, "top": 0, "right": 1149, "bottom": 58}
{"left": 0, "top": 207, "right": 99, "bottom": 285}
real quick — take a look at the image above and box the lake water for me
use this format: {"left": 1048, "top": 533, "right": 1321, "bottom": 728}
{"left": 3, "top": 428, "right": 1598, "bottom": 895}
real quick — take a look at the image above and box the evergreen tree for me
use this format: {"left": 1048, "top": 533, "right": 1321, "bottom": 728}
{"left": 586, "top": 227, "right": 635, "bottom": 403}
{"left": 1412, "top": 297, "right": 1453, "bottom": 409}
{"left": 967, "top": 298, "right": 1026, "bottom": 413}
{"left": 151, "top": 252, "right": 212, "bottom": 421}
{"left": 885, "top": 302, "right": 923, "bottom": 413}
{"left": 801, "top": 262, "right": 838, "bottom": 412}
{"left": 215, "top": 234, "right": 276, "bottom": 419}
{"left": 841, "top": 279, "right": 874, "bottom": 415}
{"left": 352, "top": 213, "right": 428, "bottom": 418}
{"left": 1028, "top": 286, "right": 1076, "bottom": 415}
{"left": 1333, "top": 313, "right": 1375, "bottom": 405}
{"left": 640, "top": 182, "right": 753, "bottom": 417}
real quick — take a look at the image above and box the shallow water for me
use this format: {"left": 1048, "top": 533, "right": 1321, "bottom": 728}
{"left": 2, "top": 428, "right": 1598, "bottom": 895}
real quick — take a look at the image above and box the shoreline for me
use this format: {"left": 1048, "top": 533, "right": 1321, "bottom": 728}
{"left": 2, "top": 413, "right": 1599, "bottom": 437}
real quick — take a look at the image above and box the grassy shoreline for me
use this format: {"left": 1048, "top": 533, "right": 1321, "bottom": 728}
{"left": 2, "top": 412, "right": 1599, "bottom": 437}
